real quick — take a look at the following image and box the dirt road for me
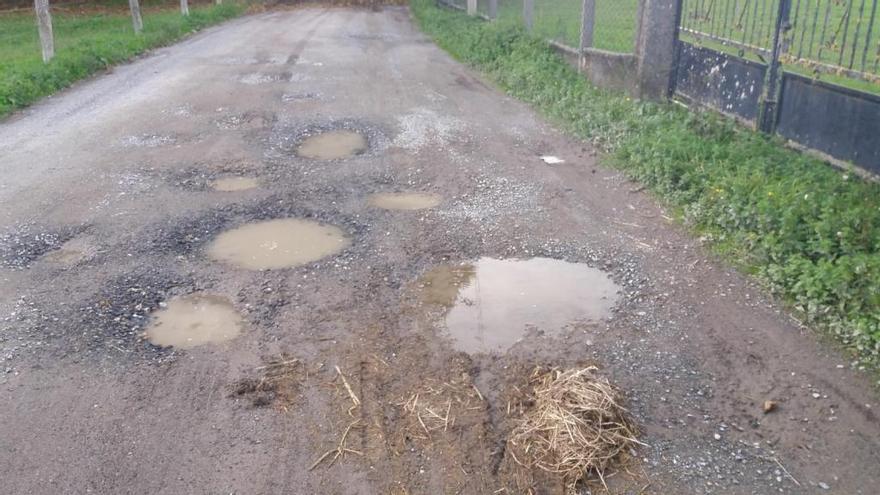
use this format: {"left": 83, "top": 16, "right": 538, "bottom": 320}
{"left": 1, "top": 6, "right": 878, "bottom": 494}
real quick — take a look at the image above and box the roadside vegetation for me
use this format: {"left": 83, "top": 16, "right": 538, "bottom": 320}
{"left": 0, "top": 0, "right": 244, "bottom": 118}
{"left": 412, "top": 0, "right": 880, "bottom": 364}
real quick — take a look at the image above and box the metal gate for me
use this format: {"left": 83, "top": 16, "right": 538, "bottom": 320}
{"left": 670, "top": 0, "right": 880, "bottom": 173}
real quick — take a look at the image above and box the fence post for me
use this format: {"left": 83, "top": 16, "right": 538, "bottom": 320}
{"left": 489, "top": 0, "right": 497, "bottom": 19}
{"left": 758, "top": 0, "right": 793, "bottom": 133}
{"left": 33, "top": 0, "right": 54, "bottom": 63}
{"left": 579, "top": 0, "right": 595, "bottom": 51}
{"left": 524, "top": 0, "right": 534, "bottom": 31}
{"left": 635, "top": 0, "right": 682, "bottom": 100}
{"left": 467, "top": 0, "right": 477, "bottom": 15}
{"left": 180, "top": 0, "right": 190, "bottom": 16}
{"left": 129, "top": 0, "right": 144, "bottom": 34}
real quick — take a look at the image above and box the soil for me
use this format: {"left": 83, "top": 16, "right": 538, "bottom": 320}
{"left": 0, "top": 6, "right": 877, "bottom": 495}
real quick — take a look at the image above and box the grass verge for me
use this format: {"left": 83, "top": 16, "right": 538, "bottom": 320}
{"left": 412, "top": 0, "right": 880, "bottom": 364}
{"left": 0, "top": 1, "right": 245, "bottom": 118}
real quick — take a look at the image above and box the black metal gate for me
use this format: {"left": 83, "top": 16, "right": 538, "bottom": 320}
{"left": 671, "top": 0, "right": 880, "bottom": 174}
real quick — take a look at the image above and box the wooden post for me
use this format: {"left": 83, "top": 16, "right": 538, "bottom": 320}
{"left": 34, "top": 0, "right": 54, "bottom": 62}
{"left": 180, "top": 0, "right": 190, "bottom": 16}
{"left": 129, "top": 0, "right": 144, "bottom": 34}
{"left": 580, "top": 0, "right": 595, "bottom": 51}
{"left": 524, "top": 0, "right": 534, "bottom": 31}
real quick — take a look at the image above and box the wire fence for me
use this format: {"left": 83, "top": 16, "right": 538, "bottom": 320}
{"left": 680, "top": 0, "right": 880, "bottom": 83}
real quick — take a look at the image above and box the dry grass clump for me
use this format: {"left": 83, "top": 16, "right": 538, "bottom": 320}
{"left": 508, "top": 366, "right": 643, "bottom": 490}
{"left": 397, "top": 373, "right": 485, "bottom": 440}
{"left": 230, "top": 354, "right": 302, "bottom": 409}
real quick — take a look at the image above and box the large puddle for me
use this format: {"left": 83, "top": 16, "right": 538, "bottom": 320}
{"left": 416, "top": 258, "right": 620, "bottom": 354}
{"left": 297, "top": 130, "right": 367, "bottom": 160}
{"left": 145, "top": 294, "right": 243, "bottom": 349}
{"left": 206, "top": 218, "right": 350, "bottom": 270}
{"left": 368, "top": 192, "right": 442, "bottom": 210}
{"left": 210, "top": 176, "right": 259, "bottom": 192}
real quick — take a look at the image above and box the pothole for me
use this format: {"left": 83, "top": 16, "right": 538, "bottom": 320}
{"left": 144, "top": 293, "right": 243, "bottom": 349}
{"left": 367, "top": 192, "right": 442, "bottom": 210}
{"left": 210, "top": 176, "right": 260, "bottom": 192}
{"left": 206, "top": 218, "right": 351, "bottom": 270}
{"left": 40, "top": 237, "right": 96, "bottom": 266}
{"left": 296, "top": 130, "right": 367, "bottom": 160}
{"left": 415, "top": 258, "right": 620, "bottom": 354}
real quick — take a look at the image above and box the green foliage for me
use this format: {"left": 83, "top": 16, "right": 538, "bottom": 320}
{"left": 412, "top": 0, "right": 880, "bottom": 362}
{"left": 0, "top": 2, "right": 244, "bottom": 118}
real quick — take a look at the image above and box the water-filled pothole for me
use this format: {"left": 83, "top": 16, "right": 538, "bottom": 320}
{"left": 206, "top": 218, "right": 350, "bottom": 270}
{"left": 210, "top": 177, "right": 260, "bottom": 192}
{"left": 145, "top": 293, "right": 243, "bottom": 349}
{"left": 41, "top": 237, "right": 95, "bottom": 266}
{"left": 296, "top": 130, "right": 367, "bottom": 160}
{"left": 416, "top": 258, "right": 620, "bottom": 354}
{"left": 368, "top": 192, "right": 442, "bottom": 210}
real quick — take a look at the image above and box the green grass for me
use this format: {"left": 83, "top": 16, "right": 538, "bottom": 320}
{"left": 413, "top": 0, "right": 880, "bottom": 364}
{"left": 0, "top": 1, "right": 245, "bottom": 118}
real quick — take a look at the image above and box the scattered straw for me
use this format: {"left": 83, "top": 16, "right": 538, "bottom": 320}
{"left": 309, "top": 419, "right": 364, "bottom": 470}
{"left": 508, "top": 366, "right": 644, "bottom": 490}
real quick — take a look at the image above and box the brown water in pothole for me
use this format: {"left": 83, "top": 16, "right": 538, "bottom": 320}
{"left": 206, "top": 218, "right": 350, "bottom": 270}
{"left": 368, "top": 192, "right": 442, "bottom": 210}
{"left": 296, "top": 130, "right": 367, "bottom": 160}
{"left": 210, "top": 177, "right": 259, "bottom": 192}
{"left": 416, "top": 258, "right": 620, "bottom": 354}
{"left": 144, "top": 294, "right": 243, "bottom": 349}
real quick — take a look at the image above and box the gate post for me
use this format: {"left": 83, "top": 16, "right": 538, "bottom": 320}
{"left": 635, "top": 0, "right": 683, "bottom": 100}
{"left": 579, "top": 0, "right": 595, "bottom": 51}
{"left": 524, "top": 0, "right": 534, "bottom": 31}
{"left": 489, "top": 0, "right": 497, "bottom": 19}
{"left": 34, "top": 0, "right": 54, "bottom": 62}
{"left": 758, "top": 0, "right": 793, "bottom": 133}
{"left": 467, "top": 0, "right": 477, "bottom": 15}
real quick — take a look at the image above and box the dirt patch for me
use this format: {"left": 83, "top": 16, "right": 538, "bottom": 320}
{"left": 367, "top": 192, "right": 443, "bottom": 210}
{"left": 210, "top": 176, "right": 260, "bottom": 192}
{"left": 230, "top": 353, "right": 304, "bottom": 409}
{"left": 0, "top": 224, "right": 85, "bottom": 269}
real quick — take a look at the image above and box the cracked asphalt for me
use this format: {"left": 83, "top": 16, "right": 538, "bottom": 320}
{"left": 0, "top": 6, "right": 878, "bottom": 494}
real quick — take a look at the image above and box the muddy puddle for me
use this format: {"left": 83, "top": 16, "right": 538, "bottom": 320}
{"left": 367, "top": 192, "right": 442, "bottom": 210}
{"left": 206, "top": 218, "right": 350, "bottom": 270}
{"left": 210, "top": 177, "right": 260, "bottom": 192}
{"left": 144, "top": 294, "right": 243, "bottom": 349}
{"left": 41, "top": 237, "right": 95, "bottom": 266}
{"left": 296, "top": 130, "right": 367, "bottom": 160}
{"left": 417, "top": 258, "right": 620, "bottom": 353}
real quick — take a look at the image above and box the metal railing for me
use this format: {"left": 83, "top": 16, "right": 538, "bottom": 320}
{"left": 680, "top": 0, "right": 880, "bottom": 83}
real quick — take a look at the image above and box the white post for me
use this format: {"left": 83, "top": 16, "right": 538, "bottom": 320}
{"left": 467, "top": 0, "right": 477, "bottom": 15}
{"left": 216, "top": 0, "right": 222, "bottom": 4}
{"left": 34, "top": 0, "right": 54, "bottom": 62}
{"left": 129, "top": 0, "right": 144, "bottom": 34}
{"left": 180, "top": 0, "right": 190, "bottom": 16}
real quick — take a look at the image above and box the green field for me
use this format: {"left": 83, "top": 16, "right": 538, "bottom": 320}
{"left": 0, "top": 1, "right": 244, "bottom": 118}
{"left": 415, "top": 0, "right": 880, "bottom": 364}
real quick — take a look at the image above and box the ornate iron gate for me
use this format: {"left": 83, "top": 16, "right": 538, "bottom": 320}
{"left": 671, "top": 0, "right": 880, "bottom": 172}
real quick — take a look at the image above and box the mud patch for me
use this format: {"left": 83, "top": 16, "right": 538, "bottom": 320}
{"left": 210, "top": 176, "right": 260, "bottom": 192}
{"left": 367, "top": 192, "right": 442, "bottom": 210}
{"left": 416, "top": 258, "right": 620, "bottom": 354}
{"left": 144, "top": 293, "right": 242, "bottom": 349}
{"left": 206, "top": 218, "right": 351, "bottom": 270}
{"left": 296, "top": 130, "right": 367, "bottom": 160}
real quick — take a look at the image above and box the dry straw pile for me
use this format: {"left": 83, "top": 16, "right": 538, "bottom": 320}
{"left": 508, "top": 366, "right": 644, "bottom": 490}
